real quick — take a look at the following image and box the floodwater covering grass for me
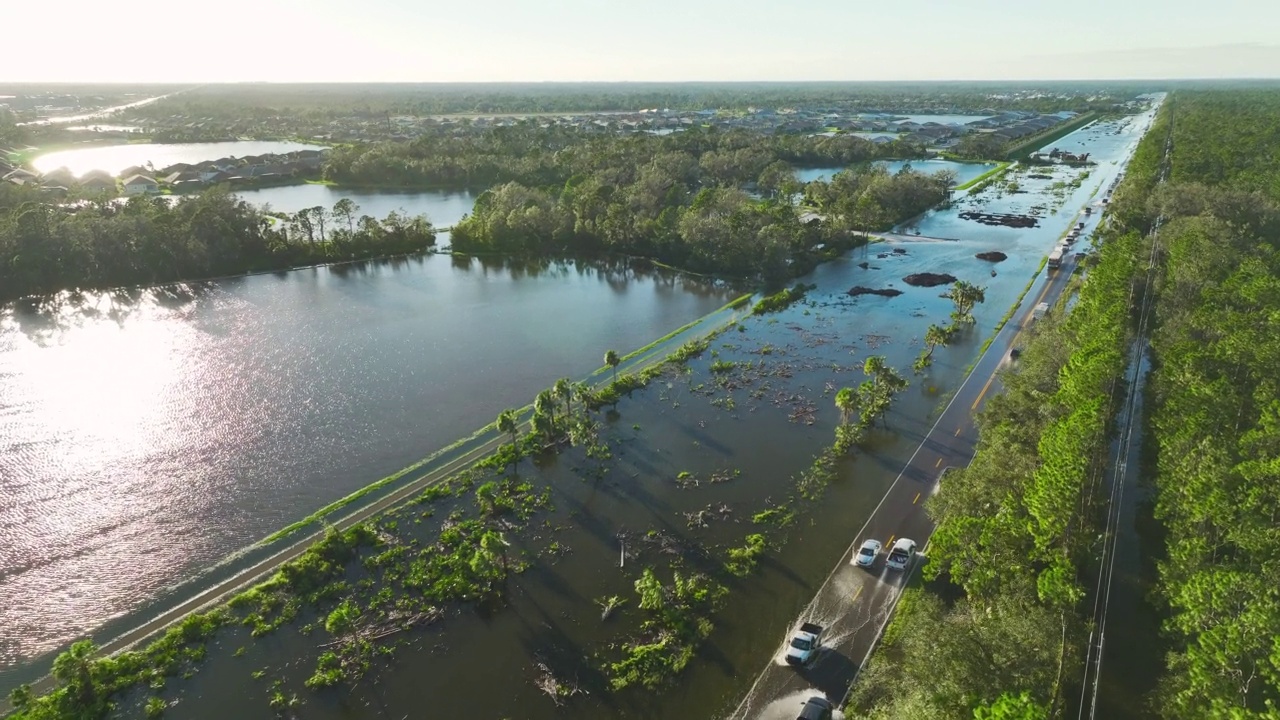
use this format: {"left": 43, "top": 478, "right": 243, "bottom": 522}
{"left": 952, "top": 161, "right": 1012, "bottom": 192}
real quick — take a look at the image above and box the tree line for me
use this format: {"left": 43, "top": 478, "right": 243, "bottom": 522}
{"left": 129, "top": 82, "right": 1141, "bottom": 120}
{"left": 322, "top": 124, "right": 927, "bottom": 189}
{"left": 428, "top": 129, "right": 953, "bottom": 282}
{"left": 1139, "top": 90, "right": 1280, "bottom": 718}
{"left": 0, "top": 187, "right": 435, "bottom": 302}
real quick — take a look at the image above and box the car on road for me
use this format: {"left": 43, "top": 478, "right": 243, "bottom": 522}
{"left": 886, "top": 538, "right": 917, "bottom": 571}
{"left": 785, "top": 622, "right": 824, "bottom": 666}
{"left": 796, "top": 695, "right": 834, "bottom": 720}
{"left": 853, "top": 538, "right": 882, "bottom": 569}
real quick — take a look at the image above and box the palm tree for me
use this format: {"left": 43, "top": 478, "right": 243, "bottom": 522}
{"left": 496, "top": 409, "right": 519, "bottom": 471}
{"left": 604, "top": 349, "right": 620, "bottom": 384}
{"left": 835, "top": 387, "right": 857, "bottom": 426}
{"left": 863, "top": 355, "right": 888, "bottom": 389}
{"left": 946, "top": 281, "right": 987, "bottom": 324}
{"left": 923, "top": 324, "right": 950, "bottom": 361}
{"left": 534, "top": 389, "right": 558, "bottom": 433}
{"left": 52, "top": 639, "right": 98, "bottom": 708}
{"left": 572, "top": 381, "right": 593, "bottom": 412}
{"left": 532, "top": 411, "right": 556, "bottom": 443}
{"left": 554, "top": 378, "right": 573, "bottom": 420}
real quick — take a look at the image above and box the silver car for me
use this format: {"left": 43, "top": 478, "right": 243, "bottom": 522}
{"left": 853, "top": 539, "right": 882, "bottom": 569}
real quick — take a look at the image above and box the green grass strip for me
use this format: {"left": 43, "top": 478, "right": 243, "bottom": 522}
{"left": 953, "top": 161, "right": 1012, "bottom": 191}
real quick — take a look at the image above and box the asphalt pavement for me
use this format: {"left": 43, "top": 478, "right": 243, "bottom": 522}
{"left": 726, "top": 233, "right": 1088, "bottom": 720}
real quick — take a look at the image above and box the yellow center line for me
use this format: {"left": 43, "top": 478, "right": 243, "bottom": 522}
{"left": 852, "top": 586, "right": 864, "bottom": 602}
{"left": 954, "top": 426, "right": 963, "bottom": 437}
{"left": 913, "top": 492, "right": 922, "bottom": 504}
{"left": 887, "top": 534, "right": 895, "bottom": 546}
{"left": 935, "top": 457, "right": 943, "bottom": 468}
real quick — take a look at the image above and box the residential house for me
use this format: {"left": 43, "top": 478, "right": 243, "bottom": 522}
{"left": 122, "top": 174, "right": 158, "bottom": 195}
{"left": 119, "top": 165, "right": 151, "bottom": 179}
{"left": 80, "top": 175, "right": 117, "bottom": 193}
{"left": 163, "top": 170, "right": 201, "bottom": 184}
{"left": 40, "top": 167, "right": 77, "bottom": 187}
{"left": 5, "top": 168, "right": 40, "bottom": 185}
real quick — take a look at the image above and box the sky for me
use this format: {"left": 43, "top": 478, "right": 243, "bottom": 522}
{"left": 5, "top": 0, "right": 1280, "bottom": 83}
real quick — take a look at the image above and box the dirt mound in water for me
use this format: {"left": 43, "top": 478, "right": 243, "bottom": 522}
{"left": 847, "top": 286, "right": 903, "bottom": 298}
{"left": 976, "top": 251, "right": 1008, "bottom": 262}
{"left": 892, "top": 248, "right": 907, "bottom": 255}
{"left": 857, "top": 262, "right": 870, "bottom": 269}
{"left": 902, "top": 272, "right": 957, "bottom": 287}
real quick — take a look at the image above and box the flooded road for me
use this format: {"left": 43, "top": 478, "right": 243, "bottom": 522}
{"left": 6, "top": 106, "right": 1159, "bottom": 719}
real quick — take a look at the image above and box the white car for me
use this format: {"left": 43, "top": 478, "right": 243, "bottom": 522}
{"left": 853, "top": 539, "right": 882, "bottom": 569}
{"left": 885, "top": 538, "right": 917, "bottom": 571}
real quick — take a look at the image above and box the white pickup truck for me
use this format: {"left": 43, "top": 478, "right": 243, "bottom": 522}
{"left": 785, "top": 622, "right": 824, "bottom": 667}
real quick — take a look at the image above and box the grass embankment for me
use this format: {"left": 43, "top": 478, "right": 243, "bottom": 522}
{"left": 952, "top": 161, "right": 1012, "bottom": 192}
{"left": 1004, "top": 111, "right": 1100, "bottom": 161}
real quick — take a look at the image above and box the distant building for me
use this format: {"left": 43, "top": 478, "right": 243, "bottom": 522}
{"left": 4, "top": 168, "right": 40, "bottom": 185}
{"left": 80, "top": 175, "right": 117, "bottom": 193}
{"left": 122, "top": 174, "right": 158, "bottom": 195}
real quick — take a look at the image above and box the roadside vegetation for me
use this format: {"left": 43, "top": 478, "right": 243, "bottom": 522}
{"left": 1139, "top": 91, "right": 1280, "bottom": 718}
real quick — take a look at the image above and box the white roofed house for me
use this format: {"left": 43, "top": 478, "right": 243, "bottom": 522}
{"left": 122, "top": 174, "right": 159, "bottom": 195}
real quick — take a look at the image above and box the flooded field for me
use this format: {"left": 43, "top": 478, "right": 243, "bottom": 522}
{"left": 6, "top": 108, "right": 1158, "bottom": 719}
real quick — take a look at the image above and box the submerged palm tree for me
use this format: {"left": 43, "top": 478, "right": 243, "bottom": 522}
{"left": 604, "top": 349, "right": 620, "bottom": 383}
{"left": 496, "top": 409, "right": 519, "bottom": 472}
{"left": 835, "top": 387, "right": 857, "bottom": 426}
{"left": 554, "top": 377, "right": 573, "bottom": 419}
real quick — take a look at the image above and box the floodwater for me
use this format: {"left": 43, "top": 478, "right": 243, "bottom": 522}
{"left": 234, "top": 184, "right": 478, "bottom": 231}
{"left": 3, "top": 106, "right": 1159, "bottom": 716}
{"left": 30, "top": 141, "right": 328, "bottom": 178}
{"left": 795, "top": 158, "right": 996, "bottom": 185}
{"left": 93, "top": 109, "right": 1160, "bottom": 720}
{"left": 0, "top": 256, "right": 734, "bottom": 686}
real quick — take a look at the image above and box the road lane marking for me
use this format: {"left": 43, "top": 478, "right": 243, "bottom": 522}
{"left": 887, "top": 534, "right": 895, "bottom": 546}
{"left": 913, "top": 492, "right": 921, "bottom": 504}
{"left": 955, "top": 426, "right": 962, "bottom": 437}
{"left": 935, "top": 457, "right": 943, "bottom": 468}
{"left": 852, "top": 586, "right": 863, "bottom": 602}
{"left": 971, "top": 373, "right": 998, "bottom": 411}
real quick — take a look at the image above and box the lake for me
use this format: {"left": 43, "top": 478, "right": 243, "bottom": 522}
{"left": 31, "top": 140, "right": 329, "bottom": 178}
{"left": 794, "top": 158, "right": 996, "bottom": 185}
{"left": 235, "top": 184, "right": 478, "bottom": 231}
{"left": 0, "top": 257, "right": 734, "bottom": 681}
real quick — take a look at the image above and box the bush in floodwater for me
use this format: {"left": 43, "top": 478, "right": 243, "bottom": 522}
{"left": 751, "top": 504, "right": 796, "bottom": 528}
{"left": 725, "top": 534, "right": 769, "bottom": 577}
{"left": 709, "top": 359, "right": 737, "bottom": 374}
{"left": 607, "top": 568, "right": 727, "bottom": 690}
{"left": 752, "top": 283, "right": 814, "bottom": 315}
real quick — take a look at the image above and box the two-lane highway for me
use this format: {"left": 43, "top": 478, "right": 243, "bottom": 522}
{"left": 726, "top": 242, "right": 1088, "bottom": 720}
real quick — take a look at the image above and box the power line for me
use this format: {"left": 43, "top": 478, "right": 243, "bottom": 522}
{"left": 1077, "top": 99, "right": 1175, "bottom": 720}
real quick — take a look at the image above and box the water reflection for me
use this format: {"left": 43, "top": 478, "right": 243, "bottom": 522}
{"left": 0, "top": 253, "right": 734, "bottom": 674}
